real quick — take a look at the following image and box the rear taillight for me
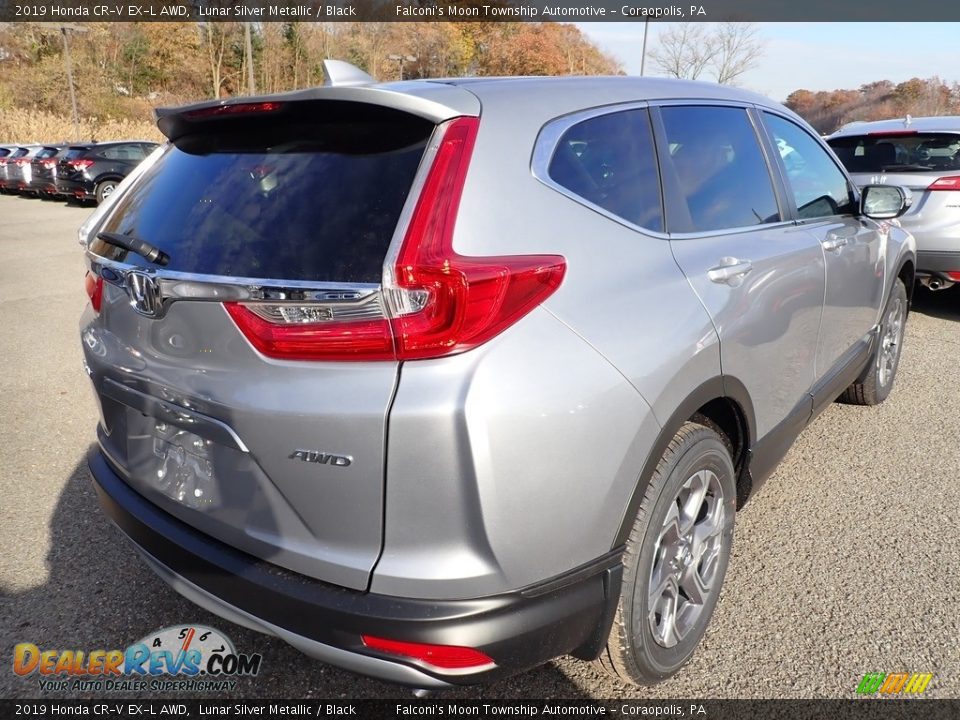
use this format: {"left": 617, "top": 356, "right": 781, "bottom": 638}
{"left": 224, "top": 305, "right": 394, "bottom": 362}
{"left": 69, "top": 159, "right": 94, "bottom": 171}
{"left": 928, "top": 176, "right": 960, "bottom": 191}
{"left": 226, "top": 116, "right": 566, "bottom": 362}
{"left": 386, "top": 116, "right": 566, "bottom": 360}
{"left": 360, "top": 635, "right": 495, "bottom": 672}
{"left": 16, "top": 158, "right": 29, "bottom": 166}
{"left": 41, "top": 159, "right": 57, "bottom": 169}
{"left": 84, "top": 272, "right": 103, "bottom": 313}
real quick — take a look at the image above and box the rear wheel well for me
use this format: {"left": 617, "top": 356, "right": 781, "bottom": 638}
{"left": 691, "top": 398, "right": 749, "bottom": 507}
{"left": 898, "top": 260, "right": 915, "bottom": 306}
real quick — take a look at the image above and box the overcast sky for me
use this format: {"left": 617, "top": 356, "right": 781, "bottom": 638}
{"left": 578, "top": 23, "right": 960, "bottom": 102}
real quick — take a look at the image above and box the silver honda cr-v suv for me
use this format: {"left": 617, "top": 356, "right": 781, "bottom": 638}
{"left": 81, "top": 60, "right": 916, "bottom": 690}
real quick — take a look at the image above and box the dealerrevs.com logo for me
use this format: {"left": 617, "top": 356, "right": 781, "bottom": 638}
{"left": 856, "top": 672, "right": 934, "bottom": 695}
{"left": 13, "top": 625, "right": 262, "bottom": 693}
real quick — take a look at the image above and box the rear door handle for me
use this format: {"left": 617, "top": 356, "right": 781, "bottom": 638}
{"left": 821, "top": 237, "right": 848, "bottom": 252}
{"left": 708, "top": 257, "right": 753, "bottom": 285}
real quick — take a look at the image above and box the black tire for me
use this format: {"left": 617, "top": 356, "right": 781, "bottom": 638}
{"left": 95, "top": 180, "right": 118, "bottom": 205}
{"left": 839, "top": 278, "right": 908, "bottom": 406}
{"left": 597, "top": 421, "right": 736, "bottom": 685}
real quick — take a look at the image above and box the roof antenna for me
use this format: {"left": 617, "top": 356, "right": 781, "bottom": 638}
{"left": 904, "top": 114, "right": 913, "bottom": 127}
{"left": 322, "top": 59, "right": 375, "bottom": 87}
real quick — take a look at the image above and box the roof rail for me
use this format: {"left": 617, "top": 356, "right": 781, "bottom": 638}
{"left": 322, "top": 59, "right": 375, "bottom": 87}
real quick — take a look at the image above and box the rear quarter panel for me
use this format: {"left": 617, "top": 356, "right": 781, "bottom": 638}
{"left": 375, "top": 84, "right": 725, "bottom": 598}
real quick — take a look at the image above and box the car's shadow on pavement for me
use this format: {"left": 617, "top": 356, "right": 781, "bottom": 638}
{"left": 911, "top": 284, "right": 960, "bottom": 321}
{"left": 0, "top": 454, "right": 597, "bottom": 701}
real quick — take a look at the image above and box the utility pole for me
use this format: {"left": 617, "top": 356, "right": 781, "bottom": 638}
{"left": 640, "top": 18, "right": 650, "bottom": 76}
{"left": 59, "top": 24, "right": 88, "bottom": 139}
{"left": 244, "top": 23, "right": 256, "bottom": 95}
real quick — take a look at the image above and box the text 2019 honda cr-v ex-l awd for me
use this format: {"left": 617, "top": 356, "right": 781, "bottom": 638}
{"left": 80, "top": 60, "right": 916, "bottom": 690}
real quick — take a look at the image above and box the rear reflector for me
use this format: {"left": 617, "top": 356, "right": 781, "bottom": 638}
{"left": 360, "top": 635, "right": 495, "bottom": 672}
{"left": 946, "top": 271, "right": 960, "bottom": 282}
{"left": 184, "top": 102, "right": 283, "bottom": 120}
{"left": 84, "top": 272, "right": 103, "bottom": 313}
{"left": 928, "top": 176, "right": 960, "bottom": 191}
{"left": 226, "top": 116, "right": 566, "bottom": 363}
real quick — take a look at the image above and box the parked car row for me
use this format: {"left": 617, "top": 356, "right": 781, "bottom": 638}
{"left": 0, "top": 140, "right": 158, "bottom": 204}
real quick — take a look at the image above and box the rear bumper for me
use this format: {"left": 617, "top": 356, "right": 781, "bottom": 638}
{"left": 88, "top": 448, "right": 622, "bottom": 687}
{"left": 917, "top": 250, "right": 960, "bottom": 277}
{"left": 56, "top": 177, "right": 94, "bottom": 199}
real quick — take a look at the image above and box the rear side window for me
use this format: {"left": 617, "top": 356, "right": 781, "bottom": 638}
{"left": 659, "top": 106, "right": 780, "bottom": 233}
{"left": 828, "top": 132, "right": 960, "bottom": 173}
{"left": 547, "top": 108, "right": 663, "bottom": 232}
{"left": 94, "top": 103, "right": 434, "bottom": 283}
{"left": 763, "top": 113, "right": 856, "bottom": 219}
{"left": 98, "top": 144, "right": 147, "bottom": 161}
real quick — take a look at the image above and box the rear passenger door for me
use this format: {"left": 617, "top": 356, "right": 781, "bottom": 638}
{"left": 655, "top": 104, "right": 826, "bottom": 443}
{"left": 759, "top": 111, "right": 884, "bottom": 385}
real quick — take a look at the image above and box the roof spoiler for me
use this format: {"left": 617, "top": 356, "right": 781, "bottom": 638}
{"left": 154, "top": 60, "right": 478, "bottom": 141}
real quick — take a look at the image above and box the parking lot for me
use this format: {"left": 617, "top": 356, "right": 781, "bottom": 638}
{"left": 0, "top": 192, "right": 958, "bottom": 700}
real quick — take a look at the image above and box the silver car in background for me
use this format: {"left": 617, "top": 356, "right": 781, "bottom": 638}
{"left": 828, "top": 116, "right": 960, "bottom": 290}
{"left": 81, "top": 61, "right": 916, "bottom": 691}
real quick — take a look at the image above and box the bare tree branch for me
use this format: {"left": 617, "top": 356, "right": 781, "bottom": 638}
{"left": 649, "top": 22, "right": 764, "bottom": 85}
{"left": 649, "top": 24, "right": 714, "bottom": 80}
{"left": 712, "top": 22, "right": 764, "bottom": 85}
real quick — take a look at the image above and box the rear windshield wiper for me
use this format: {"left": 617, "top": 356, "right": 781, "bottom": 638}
{"left": 880, "top": 164, "right": 933, "bottom": 172}
{"left": 97, "top": 231, "right": 170, "bottom": 266}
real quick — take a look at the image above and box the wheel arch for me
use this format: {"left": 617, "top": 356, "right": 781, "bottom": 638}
{"left": 93, "top": 174, "right": 124, "bottom": 188}
{"left": 612, "top": 377, "right": 756, "bottom": 548}
{"left": 897, "top": 258, "right": 915, "bottom": 307}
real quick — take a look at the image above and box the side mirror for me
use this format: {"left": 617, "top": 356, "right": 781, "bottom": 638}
{"left": 860, "top": 185, "right": 911, "bottom": 220}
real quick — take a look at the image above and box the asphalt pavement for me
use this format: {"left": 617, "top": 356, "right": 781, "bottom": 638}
{"left": 1, "top": 193, "right": 958, "bottom": 701}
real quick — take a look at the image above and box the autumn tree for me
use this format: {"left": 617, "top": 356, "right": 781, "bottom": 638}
{"left": 785, "top": 77, "right": 960, "bottom": 134}
{"left": 0, "top": 21, "right": 621, "bottom": 128}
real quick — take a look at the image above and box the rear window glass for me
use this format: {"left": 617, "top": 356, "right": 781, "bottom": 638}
{"left": 36, "top": 148, "right": 58, "bottom": 159}
{"left": 828, "top": 133, "right": 960, "bottom": 173}
{"left": 10, "top": 148, "right": 28, "bottom": 158}
{"left": 94, "top": 104, "right": 434, "bottom": 283}
{"left": 0, "top": 149, "right": 10, "bottom": 158}
{"left": 63, "top": 147, "right": 90, "bottom": 160}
